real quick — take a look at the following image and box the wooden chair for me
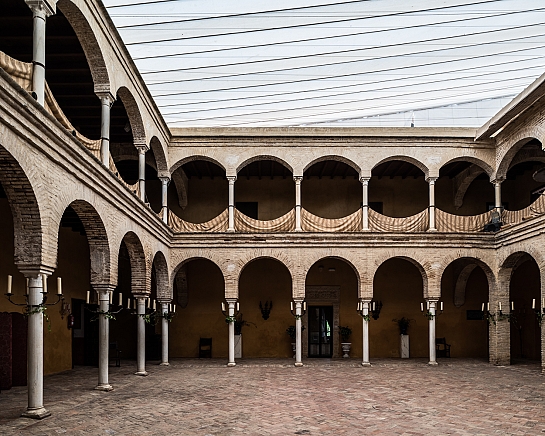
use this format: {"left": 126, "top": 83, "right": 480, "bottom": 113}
{"left": 436, "top": 337, "right": 451, "bottom": 358}
{"left": 199, "top": 338, "right": 212, "bottom": 358}
{"left": 109, "top": 342, "right": 121, "bottom": 367}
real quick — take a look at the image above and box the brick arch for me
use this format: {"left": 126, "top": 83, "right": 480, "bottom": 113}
{"left": 116, "top": 87, "right": 146, "bottom": 145}
{"left": 170, "top": 254, "right": 226, "bottom": 290}
{"left": 120, "top": 231, "right": 148, "bottom": 295}
{"left": 0, "top": 146, "right": 45, "bottom": 272}
{"left": 236, "top": 155, "right": 293, "bottom": 175}
{"left": 60, "top": 200, "right": 111, "bottom": 287}
{"left": 170, "top": 155, "right": 226, "bottom": 176}
{"left": 57, "top": 0, "right": 110, "bottom": 93}
{"left": 498, "top": 251, "right": 542, "bottom": 284}
{"left": 370, "top": 253, "right": 429, "bottom": 298}
{"left": 152, "top": 250, "right": 170, "bottom": 300}
{"left": 302, "top": 155, "right": 361, "bottom": 175}
{"left": 371, "top": 155, "right": 429, "bottom": 178}
{"left": 149, "top": 136, "right": 169, "bottom": 179}
{"left": 496, "top": 128, "right": 545, "bottom": 180}
{"left": 304, "top": 255, "right": 362, "bottom": 296}
{"left": 440, "top": 156, "right": 494, "bottom": 178}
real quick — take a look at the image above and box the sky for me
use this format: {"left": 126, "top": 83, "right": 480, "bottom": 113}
{"left": 102, "top": 0, "right": 545, "bottom": 127}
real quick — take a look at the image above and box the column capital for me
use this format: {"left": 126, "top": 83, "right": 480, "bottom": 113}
{"left": 425, "top": 297, "right": 439, "bottom": 303}
{"left": 133, "top": 293, "right": 149, "bottom": 300}
{"left": 226, "top": 297, "right": 238, "bottom": 304}
{"left": 227, "top": 175, "right": 237, "bottom": 183}
{"left": 93, "top": 284, "right": 117, "bottom": 293}
{"left": 425, "top": 176, "right": 438, "bottom": 184}
{"left": 158, "top": 176, "right": 171, "bottom": 184}
{"left": 293, "top": 298, "right": 304, "bottom": 303}
{"left": 491, "top": 177, "right": 505, "bottom": 185}
{"left": 25, "top": 0, "right": 55, "bottom": 18}
{"left": 293, "top": 176, "right": 303, "bottom": 183}
{"left": 18, "top": 266, "right": 54, "bottom": 279}
{"left": 359, "top": 298, "right": 372, "bottom": 304}
{"left": 157, "top": 298, "right": 171, "bottom": 304}
{"left": 96, "top": 91, "right": 115, "bottom": 106}
{"left": 135, "top": 144, "right": 149, "bottom": 153}
{"left": 359, "top": 176, "right": 370, "bottom": 185}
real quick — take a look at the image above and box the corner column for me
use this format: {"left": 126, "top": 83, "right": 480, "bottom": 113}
{"left": 25, "top": 0, "right": 54, "bottom": 106}
{"left": 295, "top": 299, "right": 303, "bottom": 366}
{"left": 294, "top": 176, "right": 303, "bottom": 231}
{"left": 137, "top": 146, "right": 147, "bottom": 202}
{"left": 227, "top": 176, "right": 236, "bottom": 232}
{"left": 360, "top": 177, "right": 370, "bottom": 231}
{"left": 159, "top": 301, "right": 170, "bottom": 366}
{"left": 135, "top": 296, "right": 148, "bottom": 375}
{"left": 227, "top": 298, "right": 237, "bottom": 366}
{"left": 427, "top": 177, "right": 438, "bottom": 231}
{"left": 427, "top": 299, "right": 438, "bottom": 365}
{"left": 361, "top": 299, "right": 371, "bottom": 366}
{"left": 95, "top": 286, "right": 114, "bottom": 391}
{"left": 98, "top": 93, "right": 114, "bottom": 167}
{"left": 159, "top": 177, "right": 170, "bottom": 224}
{"left": 21, "top": 271, "right": 51, "bottom": 419}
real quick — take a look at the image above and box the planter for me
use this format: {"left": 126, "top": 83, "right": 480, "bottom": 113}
{"left": 291, "top": 342, "right": 296, "bottom": 358}
{"left": 341, "top": 342, "right": 351, "bottom": 358}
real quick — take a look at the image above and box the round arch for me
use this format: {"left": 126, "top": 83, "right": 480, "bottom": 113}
{"left": 152, "top": 251, "right": 169, "bottom": 300}
{"left": 169, "top": 155, "right": 227, "bottom": 176}
{"left": 497, "top": 131, "right": 544, "bottom": 180}
{"left": 170, "top": 256, "right": 226, "bottom": 291}
{"left": 236, "top": 155, "right": 294, "bottom": 175}
{"left": 371, "top": 255, "right": 429, "bottom": 298}
{"left": 371, "top": 155, "right": 429, "bottom": 178}
{"left": 439, "top": 156, "right": 494, "bottom": 178}
{"left": 238, "top": 256, "right": 293, "bottom": 283}
{"left": 149, "top": 136, "right": 169, "bottom": 178}
{"left": 116, "top": 87, "right": 146, "bottom": 145}
{"left": 120, "top": 231, "right": 148, "bottom": 295}
{"left": 302, "top": 155, "right": 361, "bottom": 175}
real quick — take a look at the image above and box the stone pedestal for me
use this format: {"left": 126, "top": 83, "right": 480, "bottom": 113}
{"left": 234, "top": 334, "right": 242, "bottom": 358}
{"left": 400, "top": 335, "right": 409, "bottom": 358}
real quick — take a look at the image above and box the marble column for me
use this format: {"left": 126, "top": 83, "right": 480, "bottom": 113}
{"left": 98, "top": 93, "right": 114, "bottom": 167}
{"left": 427, "top": 299, "right": 438, "bottom": 365}
{"left": 227, "top": 298, "right": 237, "bottom": 366}
{"left": 25, "top": 0, "right": 54, "bottom": 106}
{"left": 227, "top": 176, "right": 236, "bottom": 232}
{"left": 95, "top": 286, "right": 114, "bottom": 391}
{"left": 427, "top": 177, "right": 438, "bottom": 231}
{"left": 294, "top": 176, "right": 302, "bottom": 232}
{"left": 21, "top": 272, "right": 51, "bottom": 419}
{"left": 160, "top": 302, "right": 170, "bottom": 366}
{"left": 360, "top": 177, "right": 370, "bottom": 231}
{"left": 159, "top": 177, "right": 170, "bottom": 223}
{"left": 137, "top": 146, "right": 147, "bottom": 202}
{"left": 294, "top": 299, "right": 303, "bottom": 367}
{"left": 493, "top": 178, "right": 504, "bottom": 209}
{"left": 361, "top": 300, "right": 371, "bottom": 366}
{"left": 135, "top": 296, "right": 148, "bottom": 376}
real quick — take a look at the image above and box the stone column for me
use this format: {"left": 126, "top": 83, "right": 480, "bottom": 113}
{"left": 361, "top": 299, "right": 371, "bottom": 366}
{"left": 227, "top": 298, "right": 237, "bottom": 366}
{"left": 98, "top": 93, "right": 114, "bottom": 167}
{"left": 294, "top": 299, "right": 303, "bottom": 366}
{"left": 160, "top": 302, "right": 170, "bottom": 366}
{"left": 294, "top": 176, "right": 302, "bottom": 232}
{"left": 427, "top": 299, "right": 438, "bottom": 365}
{"left": 493, "top": 178, "right": 504, "bottom": 209}
{"left": 25, "top": 0, "right": 54, "bottom": 106}
{"left": 137, "top": 146, "right": 147, "bottom": 202}
{"left": 95, "top": 286, "right": 114, "bottom": 391}
{"left": 360, "top": 177, "right": 370, "bottom": 231}
{"left": 159, "top": 177, "right": 170, "bottom": 224}
{"left": 427, "top": 177, "right": 437, "bottom": 231}
{"left": 135, "top": 296, "right": 148, "bottom": 376}
{"left": 227, "top": 176, "right": 236, "bottom": 232}
{"left": 21, "top": 272, "right": 50, "bottom": 419}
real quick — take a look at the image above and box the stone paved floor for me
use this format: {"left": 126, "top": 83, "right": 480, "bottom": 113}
{"left": 1, "top": 358, "right": 545, "bottom": 435}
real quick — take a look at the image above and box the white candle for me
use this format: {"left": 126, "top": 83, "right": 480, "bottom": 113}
{"left": 511, "top": 301, "right": 514, "bottom": 311}
{"left": 7, "top": 275, "right": 12, "bottom": 295}
{"left": 133, "top": 299, "right": 137, "bottom": 310}
{"left": 127, "top": 298, "right": 130, "bottom": 310}
{"left": 118, "top": 293, "right": 122, "bottom": 307}
{"left": 440, "top": 301, "right": 443, "bottom": 311}
{"left": 147, "top": 298, "right": 150, "bottom": 309}
{"left": 57, "top": 277, "right": 62, "bottom": 295}
{"left": 303, "top": 302, "right": 307, "bottom": 311}
{"left": 236, "top": 302, "right": 240, "bottom": 312}
{"left": 533, "top": 299, "right": 536, "bottom": 309}
{"left": 42, "top": 274, "right": 47, "bottom": 293}
{"left": 291, "top": 302, "right": 294, "bottom": 311}
{"left": 153, "top": 300, "right": 156, "bottom": 311}
{"left": 173, "top": 304, "right": 176, "bottom": 313}
{"left": 426, "top": 301, "right": 429, "bottom": 310}
{"left": 420, "top": 303, "right": 424, "bottom": 312}
{"left": 487, "top": 302, "right": 490, "bottom": 311}
{"left": 499, "top": 301, "right": 502, "bottom": 311}
{"left": 25, "top": 278, "right": 29, "bottom": 296}
{"left": 109, "top": 291, "right": 113, "bottom": 305}
{"left": 86, "top": 290, "right": 90, "bottom": 304}
{"left": 482, "top": 303, "right": 485, "bottom": 312}
{"left": 222, "top": 302, "right": 225, "bottom": 312}
{"left": 372, "top": 302, "right": 375, "bottom": 311}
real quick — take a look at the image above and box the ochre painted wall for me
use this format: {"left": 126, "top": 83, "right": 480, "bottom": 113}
{"left": 302, "top": 177, "right": 361, "bottom": 219}
{"left": 236, "top": 177, "right": 294, "bottom": 220}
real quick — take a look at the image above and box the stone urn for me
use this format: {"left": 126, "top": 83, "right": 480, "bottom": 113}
{"left": 341, "top": 342, "right": 351, "bottom": 358}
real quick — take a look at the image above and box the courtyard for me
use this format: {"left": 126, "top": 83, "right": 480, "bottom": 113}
{"left": 1, "top": 359, "right": 544, "bottom": 435}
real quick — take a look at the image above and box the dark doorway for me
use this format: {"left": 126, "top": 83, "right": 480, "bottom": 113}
{"left": 308, "top": 306, "right": 333, "bottom": 357}
{"left": 71, "top": 298, "right": 99, "bottom": 367}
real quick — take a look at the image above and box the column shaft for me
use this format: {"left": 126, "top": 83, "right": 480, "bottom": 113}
{"left": 96, "top": 289, "right": 113, "bottom": 390}
{"left": 294, "top": 177, "right": 302, "bottom": 232}
{"left": 227, "top": 177, "right": 236, "bottom": 232}
{"left": 428, "top": 178, "right": 437, "bottom": 231}
{"left": 160, "top": 302, "right": 170, "bottom": 365}
{"left": 295, "top": 301, "right": 303, "bottom": 366}
{"left": 99, "top": 95, "right": 113, "bottom": 167}
{"left": 28, "top": 2, "right": 51, "bottom": 106}
{"left": 138, "top": 147, "right": 146, "bottom": 202}
{"left": 22, "top": 274, "right": 50, "bottom": 419}
{"left": 428, "top": 301, "right": 438, "bottom": 365}
{"left": 160, "top": 178, "right": 169, "bottom": 223}
{"left": 362, "top": 301, "right": 371, "bottom": 366}
{"left": 227, "top": 300, "right": 236, "bottom": 366}
{"left": 494, "top": 180, "right": 502, "bottom": 208}
{"left": 360, "top": 178, "right": 370, "bottom": 231}
{"left": 135, "top": 297, "right": 148, "bottom": 375}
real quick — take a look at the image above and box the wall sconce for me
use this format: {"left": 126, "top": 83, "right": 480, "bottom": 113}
{"left": 59, "top": 301, "right": 71, "bottom": 320}
{"left": 370, "top": 300, "right": 383, "bottom": 320}
{"left": 421, "top": 301, "right": 443, "bottom": 320}
{"left": 5, "top": 274, "right": 64, "bottom": 313}
{"left": 533, "top": 298, "right": 544, "bottom": 325}
{"left": 259, "top": 301, "right": 272, "bottom": 320}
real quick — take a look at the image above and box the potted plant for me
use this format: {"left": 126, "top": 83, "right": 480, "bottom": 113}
{"left": 339, "top": 326, "right": 352, "bottom": 358}
{"left": 234, "top": 313, "right": 256, "bottom": 335}
{"left": 286, "top": 325, "right": 305, "bottom": 358}
{"left": 393, "top": 317, "right": 412, "bottom": 335}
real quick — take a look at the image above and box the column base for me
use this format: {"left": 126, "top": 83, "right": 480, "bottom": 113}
{"left": 294, "top": 362, "right": 303, "bottom": 367}
{"left": 428, "top": 361, "right": 438, "bottom": 366}
{"left": 294, "top": 228, "right": 302, "bottom": 232}
{"left": 226, "top": 228, "right": 235, "bottom": 233}
{"left": 21, "top": 407, "right": 51, "bottom": 420}
{"left": 427, "top": 228, "right": 437, "bottom": 232}
{"left": 159, "top": 362, "right": 170, "bottom": 366}
{"left": 94, "top": 384, "right": 114, "bottom": 392}
{"left": 227, "top": 362, "right": 236, "bottom": 367}
{"left": 361, "top": 362, "right": 371, "bottom": 367}
{"left": 135, "top": 371, "right": 149, "bottom": 376}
